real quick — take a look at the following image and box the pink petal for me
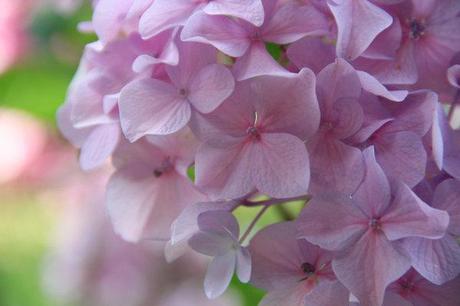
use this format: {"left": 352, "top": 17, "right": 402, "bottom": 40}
{"left": 354, "top": 41, "right": 417, "bottom": 85}
{"left": 195, "top": 139, "right": 255, "bottom": 200}
{"left": 233, "top": 41, "right": 290, "bottom": 81}
{"left": 204, "top": 252, "right": 236, "bottom": 299}
{"left": 357, "top": 70, "right": 408, "bottom": 102}
{"left": 251, "top": 69, "right": 320, "bottom": 140}
{"left": 287, "top": 37, "right": 336, "bottom": 74}
{"left": 165, "top": 40, "right": 217, "bottom": 89}
{"left": 374, "top": 131, "right": 427, "bottom": 188}
{"left": 382, "top": 91, "right": 438, "bottom": 137}
{"left": 329, "top": 0, "right": 393, "bottom": 60}
{"left": 167, "top": 201, "right": 236, "bottom": 262}
{"left": 297, "top": 193, "right": 368, "bottom": 251}
{"left": 260, "top": 285, "right": 307, "bottom": 306}
{"left": 106, "top": 164, "right": 159, "bottom": 242}
{"left": 353, "top": 146, "right": 391, "bottom": 217}
{"left": 188, "top": 64, "right": 235, "bottom": 114}
{"left": 304, "top": 281, "right": 350, "bottom": 306}
{"left": 332, "top": 231, "right": 411, "bottom": 306}
{"left": 56, "top": 104, "right": 92, "bottom": 148}
{"left": 360, "top": 17, "right": 402, "bottom": 60}
{"left": 119, "top": 78, "right": 191, "bottom": 141}
{"left": 204, "top": 0, "right": 265, "bottom": 27}
{"left": 381, "top": 183, "right": 449, "bottom": 240}
{"left": 252, "top": 133, "right": 310, "bottom": 198}
{"left": 261, "top": 2, "right": 328, "bottom": 44}
{"left": 139, "top": 0, "right": 198, "bottom": 39}
{"left": 250, "top": 222, "right": 315, "bottom": 290}
{"left": 181, "top": 11, "right": 251, "bottom": 57}
{"left": 236, "top": 246, "right": 252, "bottom": 283}
{"left": 308, "top": 137, "right": 365, "bottom": 196}
{"left": 316, "top": 59, "right": 362, "bottom": 116}
{"left": 79, "top": 123, "right": 120, "bottom": 171}
{"left": 92, "top": 0, "right": 134, "bottom": 43}
{"left": 403, "top": 235, "right": 460, "bottom": 285}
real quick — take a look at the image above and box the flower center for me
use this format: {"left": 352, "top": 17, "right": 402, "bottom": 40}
{"left": 179, "top": 88, "right": 188, "bottom": 97}
{"left": 153, "top": 157, "right": 174, "bottom": 178}
{"left": 409, "top": 19, "right": 426, "bottom": 40}
{"left": 369, "top": 218, "right": 382, "bottom": 231}
{"left": 247, "top": 112, "right": 262, "bottom": 141}
{"left": 299, "top": 262, "right": 316, "bottom": 282}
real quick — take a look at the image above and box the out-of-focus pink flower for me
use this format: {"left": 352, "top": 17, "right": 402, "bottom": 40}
{"left": 0, "top": 0, "right": 27, "bottom": 74}
{"left": 0, "top": 108, "right": 47, "bottom": 184}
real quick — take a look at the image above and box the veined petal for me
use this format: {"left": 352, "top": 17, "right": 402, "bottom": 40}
{"left": 119, "top": 78, "right": 191, "bottom": 141}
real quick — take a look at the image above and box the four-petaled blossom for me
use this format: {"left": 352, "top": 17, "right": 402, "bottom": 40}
{"left": 189, "top": 210, "right": 251, "bottom": 299}
{"left": 192, "top": 69, "right": 319, "bottom": 199}
{"left": 249, "top": 222, "right": 349, "bottom": 306}
{"left": 297, "top": 147, "right": 449, "bottom": 306}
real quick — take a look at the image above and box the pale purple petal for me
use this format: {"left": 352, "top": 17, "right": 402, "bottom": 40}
{"left": 204, "top": 0, "right": 265, "bottom": 27}
{"left": 287, "top": 37, "right": 336, "bottom": 74}
{"left": 106, "top": 164, "right": 159, "bottom": 242}
{"left": 329, "top": 0, "right": 393, "bottom": 60}
{"left": 297, "top": 193, "right": 368, "bottom": 251}
{"left": 357, "top": 70, "right": 408, "bottom": 102}
{"left": 308, "top": 137, "right": 365, "bottom": 195}
{"left": 381, "top": 183, "right": 449, "bottom": 240}
{"left": 197, "top": 210, "right": 240, "bottom": 238}
{"left": 251, "top": 69, "right": 320, "bottom": 139}
{"left": 403, "top": 235, "right": 460, "bottom": 285}
{"left": 260, "top": 285, "right": 307, "bottom": 306}
{"left": 233, "top": 41, "right": 290, "bottom": 81}
{"left": 188, "top": 64, "right": 235, "bottom": 114}
{"left": 252, "top": 133, "right": 310, "bottom": 199}
{"left": 332, "top": 231, "right": 411, "bottom": 306}
{"left": 139, "top": 0, "right": 199, "bottom": 39}
{"left": 374, "top": 131, "right": 427, "bottom": 188}
{"left": 181, "top": 11, "right": 250, "bottom": 57}
{"left": 353, "top": 146, "right": 391, "bottom": 217}
{"left": 119, "top": 78, "right": 191, "bottom": 141}
{"left": 189, "top": 231, "right": 234, "bottom": 256}
{"left": 204, "top": 252, "right": 236, "bottom": 299}
{"left": 262, "top": 2, "right": 328, "bottom": 44}
{"left": 92, "top": 0, "right": 134, "bottom": 43}
{"left": 79, "top": 123, "right": 120, "bottom": 171}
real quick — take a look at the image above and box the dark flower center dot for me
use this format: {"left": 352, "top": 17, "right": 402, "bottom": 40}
{"left": 153, "top": 157, "right": 174, "bottom": 177}
{"left": 409, "top": 19, "right": 426, "bottom": 40}
{"left": 301, "top": 262, "right": 316, "bottom": 275}
{"left": 370, "top": 218, "right": 382, "bottom": 231}
{"left": 247, "top": 126, "right": 261, "bottom": 140}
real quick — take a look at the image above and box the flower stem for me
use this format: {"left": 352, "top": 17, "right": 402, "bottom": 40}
{"left": 239, "top": 205, "right": 269, "bottom": 244}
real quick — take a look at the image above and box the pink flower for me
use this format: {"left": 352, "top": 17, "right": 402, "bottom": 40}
{"left": 189, "top": 210, "right": 251, "bottom": 299}
{"left": 192, "top": 69, "right": 320, "bottom": 199}
{"left": 118, "top": 40, "right": 234, "bottom": 141}
{"left": 181, "top": 0, "right": 328, "bottom": 80}
{"left": 297, "top": 147, "right": 449, "bottom": 306}
{"left": 106, "top": 129, "right": 206, "bottom": 242}
{"left": 249, "top": 221, "right": 349, "bottom": 306}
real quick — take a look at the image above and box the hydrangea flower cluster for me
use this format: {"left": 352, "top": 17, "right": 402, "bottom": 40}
{"left": 58, "top": 0, "right": 460, "bottom": 305}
